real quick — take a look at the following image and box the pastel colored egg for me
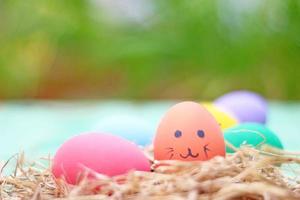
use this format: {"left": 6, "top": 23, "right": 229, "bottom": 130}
{"left": 154, "top": 101, "right": 225, "bottom": 161}
{"left": 224, "top": 123, "right": 283, "bottom": 153}
{"left": 94, "top": 114, "right": 154, "bottom": 146}
{"left": 202, "top": 103, "right": 238, "bottom": 130}
{"left": 52, "top": 133, "right": 150, "bottom": 184}
{"left": 214, "top": 90, "right": 268, "bottom": 124}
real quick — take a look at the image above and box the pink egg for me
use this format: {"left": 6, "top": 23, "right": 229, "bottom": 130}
{"left": 52, "top": 133, "right": 150, "bottom": 184}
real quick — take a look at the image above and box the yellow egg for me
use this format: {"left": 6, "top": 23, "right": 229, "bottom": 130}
{"left": 202, "top": 102, "right": 238, "bottom": 130}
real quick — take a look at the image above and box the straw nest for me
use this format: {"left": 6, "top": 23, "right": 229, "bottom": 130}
{"left": 1, "top": 145, "right": 300, "bottom": 200}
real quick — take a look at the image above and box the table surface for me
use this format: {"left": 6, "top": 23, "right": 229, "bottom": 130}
{"left": 1, "top": 101, "right": 299, "bottom": 162}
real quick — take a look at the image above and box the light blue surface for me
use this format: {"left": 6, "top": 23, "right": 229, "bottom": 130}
{"left": 94, "top": 114, "right": 155, "bottom": 146}
{"left": 0, "top": 101, "right": 299, "bottom": 162}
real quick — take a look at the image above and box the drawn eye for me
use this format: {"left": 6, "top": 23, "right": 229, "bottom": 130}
{"left": 197, "top": 130, "right": 205, "bottom": 138}
{"left": 174, "top": 130, "right": 182, "bottom": 138}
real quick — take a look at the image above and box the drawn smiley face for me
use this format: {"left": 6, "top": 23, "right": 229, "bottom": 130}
{"left": 154, "top": 102, "right": 226, "bottom": 161}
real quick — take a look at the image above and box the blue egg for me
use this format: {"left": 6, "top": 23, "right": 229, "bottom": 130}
{"left": 224, "top": 123, "right": 283, "bottom": 153}
{"left": 94, "top": 114, "right": 155, "bottom": 146}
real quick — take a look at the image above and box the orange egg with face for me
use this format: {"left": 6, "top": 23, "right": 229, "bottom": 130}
{"left": 154, "top": 101, "right": 225, "bottom": 161}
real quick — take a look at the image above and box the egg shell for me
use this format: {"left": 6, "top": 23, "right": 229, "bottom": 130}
{"left": 224, "top": 123, "right": 283, "bottom": 153}
{"left": 52, "top": 133, "right": 150, "bottom": 184}
{"left": 202, "top": 103, "right": 238, "bottom": 130}
{"left": 94, "top": 114, "right": 154, "bottom": 146}
{"left": 154, "top": 101, "right": 225, "bottom": 161}
{"left": 214, "top": 90, "right": 268, "bottom": 124}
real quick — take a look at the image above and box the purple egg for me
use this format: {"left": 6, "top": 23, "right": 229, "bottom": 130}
{"left": 214, "top": 90, "right": 267, "bottom": 124}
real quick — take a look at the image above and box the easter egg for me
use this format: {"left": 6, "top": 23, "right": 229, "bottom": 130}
{"left": 94, "top": 114, "right": 154, "bottom": 146}
{"left": 214, "top": 90, "right": 268, "bottom": 124}
{"left": 154, "top": 101, "right": 225, "bottom": 161}
{"left": 52, "top": 133, "right": 150, "bottom": 184}
{"left": 202, "top": 103, "right": 238, "bottom": 130}
{"left": 224, "top": 123, "right": 283, "bottom": 153}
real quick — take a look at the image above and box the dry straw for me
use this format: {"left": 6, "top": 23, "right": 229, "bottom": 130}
{"left": 1, "top": 145, "right": 300, "bottom": 200}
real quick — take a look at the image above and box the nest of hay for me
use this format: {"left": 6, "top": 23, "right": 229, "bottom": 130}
{"left": 1, "top": 146, "right": 300, "bottom": 200}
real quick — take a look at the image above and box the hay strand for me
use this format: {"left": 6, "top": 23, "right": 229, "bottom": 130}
{"left": 1, "top": 147, "right": 300, "bottom": 200}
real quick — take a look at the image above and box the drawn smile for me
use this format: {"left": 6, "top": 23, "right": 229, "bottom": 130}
{"left": 180, "top": 148, "right": 199, "bottom": 159}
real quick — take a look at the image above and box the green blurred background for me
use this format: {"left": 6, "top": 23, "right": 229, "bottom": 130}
{"left": 0, "top": 0, "right": 299, "bottom": 100}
